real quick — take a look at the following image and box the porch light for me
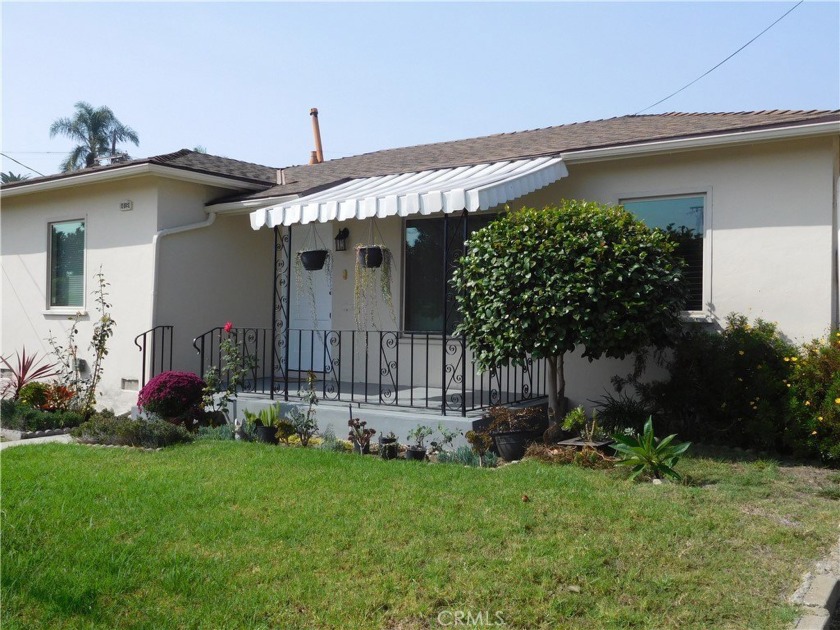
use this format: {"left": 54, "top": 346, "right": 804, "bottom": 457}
{"left": 334, "top": 227, "right": 349, "bottom": 251}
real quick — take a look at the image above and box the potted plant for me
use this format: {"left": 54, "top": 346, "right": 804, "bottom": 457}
{"left": 556, "top": 406, "right": 613, "bottom": 451}
{"left": 353, "top": 219, "right": 394, "bottom": 329}
{"left": 348, "top": 417, "right": 376, "bottom": 454}
{"left": 405, "top": 424, "right": 433, "bottom": 461}
{"left": 243, "top": 403, "right": 283, "bottom": 444}
{"left": 379, "top": 431, "right": 398, "bottom": 460}
{"left": 297, "top": 223, "right": 331, "bottom": 271}
{"left": 487, "top": 405, "right": 547, "bottom": 462}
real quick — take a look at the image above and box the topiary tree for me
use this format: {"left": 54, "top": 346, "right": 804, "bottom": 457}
{"left": 452, "top": 200, "right": 687, "bottom": 423}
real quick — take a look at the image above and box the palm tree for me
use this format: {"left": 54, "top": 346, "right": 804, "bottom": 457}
{"left": 49, "top": 102, "right": 139, "bottom": 172}
{"left": 0, "top": 171, "right": 30, "bottom": 184}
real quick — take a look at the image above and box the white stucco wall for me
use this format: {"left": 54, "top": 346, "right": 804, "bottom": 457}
{"left": 294, "top": 135, "right": 838, "bottom": 412}
{"left": 1, "top": 176, "right": 263, "bottom": 414}
{"left": 1, "top": 178, "right": 160, "bottom": 412}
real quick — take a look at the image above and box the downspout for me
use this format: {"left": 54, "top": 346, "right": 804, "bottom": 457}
{"left": 150, "top": 211, "right": 217, "bottom": 326}
{"left": 833, "top": 135, "right": 840, "bottom": 332}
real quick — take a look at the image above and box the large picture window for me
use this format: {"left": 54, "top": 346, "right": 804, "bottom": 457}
{"left": 49, "top": 219, "right": 85, "bottom": 308}
{"left": 620, "top": 195, "right": 704, "bottom": 311}
{"left": 404, "top": 213, "right": 497, "bottom": 333}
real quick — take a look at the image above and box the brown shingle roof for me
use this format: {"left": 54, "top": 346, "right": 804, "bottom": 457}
{"left": 5, "top": 111, "right": 837, "bottom": 197}
{"left": 241, "top": 110, "right": 840, "bottom": 200}
{"left": 1, "top": 149, "right": 277, "bottom": 190}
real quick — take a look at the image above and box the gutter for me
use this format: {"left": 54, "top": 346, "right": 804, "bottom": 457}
{"left": 207, "top": 194, "right": 299, "bottom": 214}
{"left": 150, "top": 211, "right": 217, "bottom": 327}
{"left": 560, "top": 120, "right": 840, "bottom": 163}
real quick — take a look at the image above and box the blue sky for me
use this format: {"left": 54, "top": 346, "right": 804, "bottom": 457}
{"left": 2, "top": 1, "right": 838, "bottom": 177}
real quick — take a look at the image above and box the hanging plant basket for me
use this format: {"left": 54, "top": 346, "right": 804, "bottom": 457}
{"left": 356, "top": 246, "right": 383, "bottom": 269}
{"left": 299, "top": 249, "right": 329, "bottom": 271}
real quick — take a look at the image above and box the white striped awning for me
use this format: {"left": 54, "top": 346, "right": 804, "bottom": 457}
{"left": 250, "top": 156, "right": 567, "bottom": 230}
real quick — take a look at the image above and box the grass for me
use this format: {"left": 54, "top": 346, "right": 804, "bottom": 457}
{"left": 2, "top": 441, "right": 838, "bottom": 629}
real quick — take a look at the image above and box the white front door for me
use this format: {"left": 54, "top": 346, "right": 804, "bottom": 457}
{"left": 289, "top": 223, "right": 333, "bottom": 372}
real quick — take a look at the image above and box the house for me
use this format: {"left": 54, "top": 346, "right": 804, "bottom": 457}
{"left": 2, "top": 110, "right": 838, "bottom": 429}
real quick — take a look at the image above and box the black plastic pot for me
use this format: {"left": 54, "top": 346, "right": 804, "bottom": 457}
{"left": 492, "top": 430, "right": 540, "bottom": 462}
{"left": 379, "top": 437, "right": 398, "bottom": 460}
{"left": 299, "top": 249, "right": 329, "bottom": 271}
{"left": 255, "top": 425, "right": 279, "bottom": 445}
{"left": 404, "top": 446, "right": 426, "bottom": 461}
{"left": 353, "top": 443, "right": 371, "bottom": 455}
{"left": 356, "top": 246, "right": 383, "bottom": 268}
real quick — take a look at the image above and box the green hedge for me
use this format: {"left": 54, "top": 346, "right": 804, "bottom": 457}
{"left": 0, "top": 400, "right": 85, "bottom": 432}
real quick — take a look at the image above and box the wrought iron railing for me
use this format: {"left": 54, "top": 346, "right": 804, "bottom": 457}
{"left": 192, "top": 326, "right": 547, "bottom": 416}
{"left": 133, "top": 325, "right": 174, "bottom": 387}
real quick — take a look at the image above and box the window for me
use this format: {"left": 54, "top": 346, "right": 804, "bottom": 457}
{"left": 49, "top": 219, "right": 85, "bottom": 308}
{"left": 404, "top": 213, "right": 497, "bottom": 333}
{"left": 620, "top": 195, "right": 704, "bottom": 311}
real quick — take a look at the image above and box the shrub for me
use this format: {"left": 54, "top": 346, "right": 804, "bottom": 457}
{"left": 71, "top": 413, "right": 193, "bottom": 448}
{"left": 641, "top": 314, "right": 796, "bottom": 451}
{"left": 0, "top": 401, "right": 85, "bottom": 432}
{"left": 1, "top": 400, "right": 85, "bottom": 432}
{"left": 788, "top": 333, "right": 840, "bottom": 465}
{"left": 18, "top": 382, "right": 50, "bottom": 408}
{"left": 137, "top": 371, "right": 205, "bottom": 419}
{"left": 43, "top": 383, "right": 75, "bottom": 411}
{"left": 593, "top": 390, "right": 653, "bottom": 435}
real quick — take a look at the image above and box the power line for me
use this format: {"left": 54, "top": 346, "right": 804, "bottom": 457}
{"left": 0, "top": 152, "right": 45, "bottom": 176}
{"left": 635, "top": 1, "right": 805, "bottom": 115}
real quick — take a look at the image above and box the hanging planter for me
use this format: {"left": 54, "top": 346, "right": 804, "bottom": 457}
{"left": 356, "top": 246, "right": 383, "bottom": 269}
{"left": 299, "top": 249, "right": 329, "bottom": 271}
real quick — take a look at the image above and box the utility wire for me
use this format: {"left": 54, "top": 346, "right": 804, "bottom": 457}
{"left": 635, "top": 0, "right": 805, "bottom": 115}
{"left": 0, "top": 152, "right": 45, "bottom": 176}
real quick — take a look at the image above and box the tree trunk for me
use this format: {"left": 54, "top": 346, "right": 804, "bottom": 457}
{"left": 546, "top": 353, "right": 566, "bottom": 425}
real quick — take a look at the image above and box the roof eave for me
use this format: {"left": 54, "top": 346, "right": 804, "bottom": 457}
{"left": 560, "top": 120, "right": 840, "bottom": 163}
{"left": 0, "top": 163, "right": 270, "bottom": 199}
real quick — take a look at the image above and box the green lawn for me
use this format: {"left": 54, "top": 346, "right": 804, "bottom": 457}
{"left": 2, "top": 441, "right": 838, "bottom": 629}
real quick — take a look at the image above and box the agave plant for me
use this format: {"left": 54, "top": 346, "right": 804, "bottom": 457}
{"left": 611, "top": 416, "right": 691, "bottom": 481}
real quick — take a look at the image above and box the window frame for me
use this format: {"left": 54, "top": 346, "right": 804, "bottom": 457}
{"left": 616, "top": 188, "right": 712, "bottom": 318}
{"left": 401, "top": 212, "right": 500, "bottom": 334}
{"left": 46, "top": 217, "right": 87, "bottom": 313}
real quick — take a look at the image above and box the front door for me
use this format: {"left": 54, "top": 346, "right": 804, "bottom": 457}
{"left": 289, "top": 223, "right": 333, "bottom": 373}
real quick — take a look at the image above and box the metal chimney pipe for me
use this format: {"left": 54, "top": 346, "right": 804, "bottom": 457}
{"left": 310, "top": 108, "right": 324, "bottom": 164}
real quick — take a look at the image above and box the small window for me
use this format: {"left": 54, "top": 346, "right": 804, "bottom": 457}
{"left": 49, "top": 219, "right": 85, "bottom": 308}
{"left": 620, "top": 195, "right": 704, "bottom": 311}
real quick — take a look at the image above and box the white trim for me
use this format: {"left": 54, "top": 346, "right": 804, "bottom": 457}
{"left": 561, "top": 121, "right": 840, "bottom": 164}
{"left": 1, "top": 164, "right": 268, "bottom": 199}
{"left": 46, "top": 217, "right": 86, "bottom": 312}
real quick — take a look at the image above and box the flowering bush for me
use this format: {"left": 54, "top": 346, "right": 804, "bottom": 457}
{"left": 643, "top": 314, "right": 797, "bottom": 451}
{"left": 787, "top": 333, "right": 840, "bottom": 465}
{"left": 137, "top": 371, "right": 205, "bottom": 420}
